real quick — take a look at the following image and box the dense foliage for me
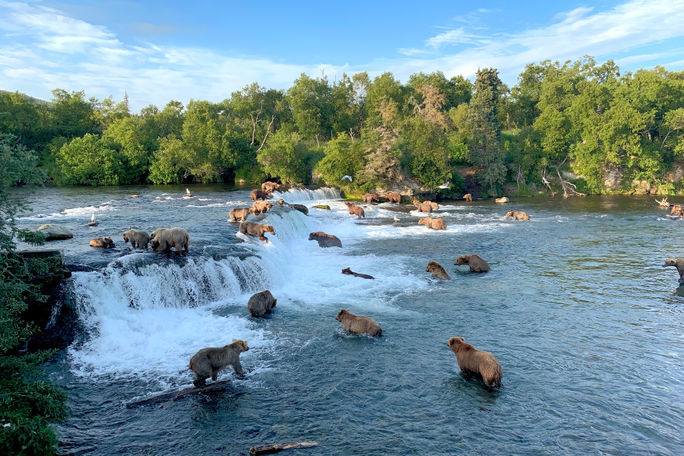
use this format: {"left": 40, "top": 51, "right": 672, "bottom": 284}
{"left": 1, "top": 57, "right": 683, "bottom": 195}
{"left": 0, "top": 134, "right": 68, "bottom": 455}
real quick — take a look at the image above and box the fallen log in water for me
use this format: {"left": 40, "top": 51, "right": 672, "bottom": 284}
{"left": 249, "top": 441, "right": 319, "bottom": 455}
{"left": 125, "top": 380, "right": 231, "bottom": 408}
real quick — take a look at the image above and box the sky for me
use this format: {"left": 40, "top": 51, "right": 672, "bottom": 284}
{"left": 1, "top": 0, "right": 683, "bottom": 112}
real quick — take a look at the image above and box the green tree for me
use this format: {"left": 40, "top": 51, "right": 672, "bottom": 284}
{"left": 48, "top": 89, "right": 101, "bottom": 139}
{"left": 55, "top": 133, "right": 123, "bottom": 185}
{"left": 0, "top": 134, "right": 68, "bottom": 455}
{"left": 257, "top": 130, "right": 306, "bottom": 184}
{"left": 315, "top": 132, "right": 365, "bottom": 185}
{"left": 468, "top": 68, "right": 506, "bottom": 194}
{"left": 148, "top": 136, "right": 188, "bottom": 184}
{"left": 287, "top": 74, "right": 334, "bottom": 145}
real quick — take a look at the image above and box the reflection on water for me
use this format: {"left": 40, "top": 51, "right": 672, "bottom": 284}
{"left": 16, "top": 188, "right": 682, "bottom": 455}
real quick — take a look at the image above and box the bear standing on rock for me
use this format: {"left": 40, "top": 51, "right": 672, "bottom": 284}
{"left": 150, "top": 227, "right": 189, "bottom": 253}
{"left": 455, "top": 254, "right": 490, "bottom": 273}
{"left": 239, "top": 221, "right": 275, "bottom": 242}
{"left": 229, "top": 207, "right": 255, "bottom": 222}
{"left": 122, "top": 229, "right": 149, "bottom": 249}
{"left": 189, "top": 339, "right": 249, "bottom": 387}
{"left": 248, "top": 290, "right": 277, "bottom": 317}
{"left": 447, "top": 337, "right": 502, "bottom": 390}
{"left": 336, "top": 309, "right": 382, "bottom": 337}
{"left": 384, "top": 192, "right": 401, "bottom": 203}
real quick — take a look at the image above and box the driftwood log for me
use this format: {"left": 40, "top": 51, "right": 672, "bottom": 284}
{"left": 249, "top": 441, "right": 319, "bottom": 455}
{"left": 125, "top": 380, "right": 232, "bottom": 408}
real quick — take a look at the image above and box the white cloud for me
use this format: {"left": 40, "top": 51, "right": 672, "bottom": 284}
{"left": 0, "top": 0, "right": 682, "bottom": 112}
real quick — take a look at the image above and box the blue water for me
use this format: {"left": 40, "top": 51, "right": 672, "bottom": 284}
{"left": 18, "top": 186, "right": 683, "bottom": 455}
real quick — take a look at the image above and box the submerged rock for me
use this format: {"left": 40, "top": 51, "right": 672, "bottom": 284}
{"left": 313, "top": 205, "right": 331, "bottom": 210}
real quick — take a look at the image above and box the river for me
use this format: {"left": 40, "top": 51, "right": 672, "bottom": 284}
{"left": 17, "top": 185, "right": 684, "bottom": 455}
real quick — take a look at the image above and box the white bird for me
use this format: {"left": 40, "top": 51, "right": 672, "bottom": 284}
{"left": 437, "top": 180, "right": 450, "bottom": 189}
{"left": 87, "top": 213, "right": 98, "bottom": 227}
{"left": 91, "top": 213, "right": 95, "bottom": 223}
{"left": 393, "top": 215, "right": 400, "bottom": 222}
{"left": 341, "top": 175, "right": 353, "bottom": 182}
{"left": 183, "top": 188, "right": 193, "bottom": 197}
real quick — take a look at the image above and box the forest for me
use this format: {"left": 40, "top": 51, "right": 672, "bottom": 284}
{"left": 2, "top": 56, "right": 684, "bottom": 197}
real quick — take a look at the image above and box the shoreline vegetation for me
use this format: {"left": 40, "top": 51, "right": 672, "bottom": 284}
{"left": 1, "top": 57, "right": 682, "bottom": 199}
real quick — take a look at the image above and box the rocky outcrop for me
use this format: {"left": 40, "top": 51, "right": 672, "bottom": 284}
{"left": 37, "top": 224, "right": 73, "bottom": 241}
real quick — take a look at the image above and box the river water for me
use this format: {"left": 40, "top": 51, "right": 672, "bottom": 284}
{"left": 17, "top": 185, "right": 684, "bottom": 455}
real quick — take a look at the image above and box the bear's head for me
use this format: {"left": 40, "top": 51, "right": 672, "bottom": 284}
{"left": 336, "top": 309, "right": 350, "bottom": 321}
{"left": 664, "top": 258, "right": 679, "bottom": 267}
{"left": 103, "top": 237, "right": 114, "bottom": 248}
{"left": 308, "top": 232, "right": 319, "bottom": 241}
{"left": 341, "top": 267, "right": 352, "bottom": 275}
{"left": 505, "top": 211, "right": 514, "bottom": 218}
{"left": 265, "top": 225, "right": 275, "bottom": 235}
{"left": 455, "top": 255, "right": 470, "bottom": 266}
{"left": 123, "top": 231, "right": 130, "bottom": 242}
{"left": 231, "top": 339, "right": 249, "bottom": 352}
{"left": 426, "top": 261, "right": 441, "bottom": 272}
{"left": 447, "top": 337, "right": 466, "bottom": 350}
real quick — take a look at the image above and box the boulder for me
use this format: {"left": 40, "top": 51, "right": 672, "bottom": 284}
{"left": 37, "top": 224, "right": 73, "bottom": 241}
{"left": 313, "top": 205, "right": 331, "bottom": 210}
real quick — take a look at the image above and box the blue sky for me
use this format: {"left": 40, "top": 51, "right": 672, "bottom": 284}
{"left": 1, "top": 0, "right": 683, "bottom": 112}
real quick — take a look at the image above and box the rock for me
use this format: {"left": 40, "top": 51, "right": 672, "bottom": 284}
{"left": 289, "top": 204, "right": 309, "bottom": 215}
{"left": 495, "top": 197, "right": 510, "bottom": 204}
{"left": 313, "top": 205, "right": 330, "bottom": 210}
{"left": 37, "top": 224, "right": 73, "bottom": 241}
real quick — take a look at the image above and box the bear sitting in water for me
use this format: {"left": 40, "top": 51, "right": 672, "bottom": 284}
{"left": 239, "top": 221, "right": 275, "bottom": 242}
{"left": 189, "top": 339, "right": 249, "bottom": 387}
{"left": 344, "top": 202, "right": 365, "bottom": 218}
{"left": 341, "top": 267, "right": 374, "bottom": 279}
{"left": 247, "top": 290, "right": 277, "bottom": 317}
{"left": 505, "top": 210, "right": 530, "bottom": 221}
{"left": 455, "top": 254, "right": 490, "bottom": 273}
{"left": 336, "top": 309, "right": 382, "bottom": 337}
{"left": 309, "top": 231, "right": 342, "bottom": 248}
{"left": 426, "top": 261, "right": 450, "bottom": 280}
{"left": 89, "top": 237, "right": 115, "bottom": 248}
{"left": 418, "top": 217, "right": 446, "bottom": 230}
{"left": 447, "top": 337, "right": 502, "bottom": 390}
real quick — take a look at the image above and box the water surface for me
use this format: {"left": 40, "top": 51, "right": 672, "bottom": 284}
{"left": 18, "top": 186, "right": 684, "bottom": 455}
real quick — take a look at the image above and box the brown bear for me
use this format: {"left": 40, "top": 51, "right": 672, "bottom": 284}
{"left": 463, "top": 193, "right": 473, "bottom": 202}
{"left": 363, "top": 193, "right": 380, "bottom": 203}
{"left": 188, "top": 339, "right": 249, "bottom": 387}
{"left": 239, "top": 221, "right": 275, "bottom": 242}
{"left": 309, "top": 231, "right": 342, "bottom": 248}
{"left": 251, "top": 200, "right": 273, "bottom": 215}
{"left": 670, "top": 205, "right": 683, "bottom": 218}
{"left": 261, "top": 181, "right": 280, "bottom": 194}
{"left": 413, "top": 200, "right": 434, "bottom": 213}
{"left": 663, "top": 258, "right": 684, "bottom": 284}
{"left": 341, "top": 267, "right": 374, "bottom": 280}
{"left": 150, "top": 227, "right": 190, "bottom": 253}
{"left": 426, "top": 261, "right": 450, "bottom": 280}
{"left": 250, "top": 189, "right": 270, "bottom": 201}
{"left": 447, "top": 337, "right": 502, "bottom": 390}
{"left": 384, "top": 192, "right": 402, "bottom": 204}
{"left": 344, "top": 202, "right": 365, "bottom": 218}
{"left": 455, "top": 254, "right": 490, "bottom": 273}
{"left": 89, "top": 237, "right": 115, "bottom": 248}
{"left": 122, "top": 229, "right": 149, "bottom": 249}
{"left": 418, "top": 217, "right": 446, "bottom": 230}
{"left": 505, "top": 210, "right": 530, "bottom": 221}
{"left": 336, "top": 309, "right": 382, "bottom": 337}
{"left": 229, "top": 207, "right": 255, "bottom": 222}
{"left": 247, "top": 290, "right": 277, "bottom": 317}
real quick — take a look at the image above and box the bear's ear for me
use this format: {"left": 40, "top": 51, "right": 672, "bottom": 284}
{"left": 232, "top": 338, "right": 238, "bottom": 343}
